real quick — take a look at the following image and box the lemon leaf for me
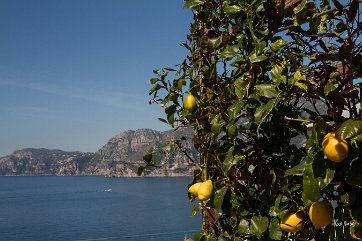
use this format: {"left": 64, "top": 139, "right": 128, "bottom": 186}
{"left": 336, "top": 119, "right": 362, "bottom": 140}
{"left": 270, "top": 39, "right": 289, "bottom": 52}
{"left": 293, "top": 0, "right": 307, "bottom": 14}
{"left": 223, "top": 146, "right": 236, "bottom": 172}
{"left": 210, "top": 114, "right": 226, "bottom": 135}
{"left": 270, "top": 64, "right": 285, "bottom": 85}
{"left": 285, "top": 159, "right": 307, "bottom": 177}
{"left": 191, "top": 204, "right": 199, "bottom": 216}
{"left": 214, "top": 186, "right": 228, "bottom": 210}
{"left": 238, "top": 219, "right": 250, "bottom": 234}
{"left": 221, "top": 45, "right": 239, "bottom": 59}
{"left": 227, "top": 101, "right": 244, "bottom": 120}
{"left": 223, "top": 5, "right": 242, "bottom": 14}
{"left": 269, "top": 218, "right": 283, "bottom": 240}
{"left": 255, "top": 84, "right": 279, "bottom": 98}
{"left": 324, "top": 82, "right": 336, "bottom": 96}
{"left": 184, "top": 0, "right": 204, "bottom": 9}
{"left": 254, "top": 97, "right": 280, "bottom": 125}
{"left": 235, "top": 76, "right": 251, "bottom": 99}
{"left": 208, "top": 36, "right": 221, "bottom": 49}
{"left": 249, "top": 53, "right": 267, "bottom": 63}
{"left": 250, "top": 216, "right": 269, "bottom": 238}
{"left": 302, "top": 163, "right": 321, "bottom": 205}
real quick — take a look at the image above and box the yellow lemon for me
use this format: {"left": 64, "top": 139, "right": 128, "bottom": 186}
{"left": 184, "top": 92, "right": 196, "bottom": 111}
{"left": 322, "top": 132, "right": 349, "bottom": 162}
{"left": 197, "top": 180, "right": 213, "bottom": 201}
{"left": 280, "top": 212, "right": 304, "bottom": 233}
{"left": 188, "top": 182, "right": 201, "bottom": 196}
{"left": 309, "top": 201, "right": 333, "bottom": 230}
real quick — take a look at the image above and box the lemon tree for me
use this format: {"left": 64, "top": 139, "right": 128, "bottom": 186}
{"left": 144, "top": 0, "right": 362, "bottom": 240}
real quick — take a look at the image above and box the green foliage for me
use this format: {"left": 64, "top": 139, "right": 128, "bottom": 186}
{"left": 146, "top": 0, "right": 362, "bottom": 240}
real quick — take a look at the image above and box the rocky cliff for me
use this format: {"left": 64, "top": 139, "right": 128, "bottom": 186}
{"left": 0, "top": 148, "right": 94, "bottom": 176}
{"left": 0, "top": 128, "right": 198, "bottom": 177}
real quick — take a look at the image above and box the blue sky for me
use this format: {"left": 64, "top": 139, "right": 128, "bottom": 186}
{"left": 0, "top": 0, "right": 192, "bottom": 156}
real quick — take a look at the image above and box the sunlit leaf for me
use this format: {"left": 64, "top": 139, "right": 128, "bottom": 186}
{"left": 223, "top": 146, "right": 236, "bottom": 172}
{"left": 293, "top": 70, "right": 308, "bottom": 90}
{"left": 227, "top": 124, "right": 237, "bottom": 137}
{"left": 250, "top": 216, "right": 269, "bottom": 238}
{"left": 293, "top": 0, "right": 307, "bottom": 14}
{"left": 255, "top": 84, "right": 279, "bottom": 98}
{"left": 270, "top": 39, "right": 289, "bottom": 52}
{"left": 336, "top": 120, "right": 362, "bottom": 140}
{"left": 208, "top": 37, "right": 221, "bottom": 50}
{"left": 249, "top": 53, "right": 267, "bottom": 63}
{"left": 269, "top": 218, "right": 282, "bottom": 240}
{"left": 211, "top": 114, "right": 226, "bottom": 135}
{"left": 227, "top": 101, "right": 244, "bottom": 120}
{"left": 238, "top": 219, "right": 250, "bottom": 234}
{"left": 285, "top": 159, "right": 307, "bottom": 177}
{"left": 270, "top": 64, "right": 285, "bottom": 85}
{"left": 184, "top": 0, "right": 204, "bottom": 9}
{"left": 221, "top": 45, "right": 239, "bottom": 59}
{"left": 223, "top": 5, "right": 242, "bottom": 14}
{"left": 352, "top": 133, "right": 362, "bottom": 142}
{"left": 324, "top": 82, "right": 336, "bottom": 96}
{"left": 235, "top": 76, "right": 252, "bottom": 99}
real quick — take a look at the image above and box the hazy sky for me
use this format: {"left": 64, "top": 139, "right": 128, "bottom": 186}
{"left": 0, "top": 0, "right": 192, "bottom": 156}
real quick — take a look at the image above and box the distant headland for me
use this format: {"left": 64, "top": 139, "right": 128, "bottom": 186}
{"left": 0, "top": 128, "right": 197, "bottom": 177}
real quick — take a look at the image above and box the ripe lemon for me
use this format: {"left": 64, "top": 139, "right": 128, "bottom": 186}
{"left": 280, "top": 212, "right": 304, "bottom": 233}
{"left": 322, "top": 132, "right": 349, "bottom": 162}
{"left": 309, "top": 201, "right": 333, "bottom": 230}
{"left": 188, "top": 182, "right": 201, "bottom": 196}
{"left": 184, "top": 92, "right": 196, "bottom": 111}
{"left": 197, "top": 180, "right": 213, "bottom": 201}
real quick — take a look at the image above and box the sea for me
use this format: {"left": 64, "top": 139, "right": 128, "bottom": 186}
{"left": 0, "top": 176, "right": 201, "bottom": 241}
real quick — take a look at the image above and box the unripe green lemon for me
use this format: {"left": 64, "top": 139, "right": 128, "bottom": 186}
{"left": 322, "top": 132, "right": 349, "bottom": 162}
{"left": 184, "top": 92, "right": 196, "bottom": 111}
{"left": 309, "top": 201, "right": 333, "bottom": 230}
{"left": 197, "top": 180, "right": 213, "bottom": 201}
{"left": 188, "top": 182, "right": 201, "bottom": 196}
{"left": 280, "top": 212, "right": 304, "bottom": 233}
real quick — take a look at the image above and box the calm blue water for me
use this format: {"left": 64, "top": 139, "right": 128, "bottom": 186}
{"left": 0, "top": 176, "right": 200, "bottom": 241}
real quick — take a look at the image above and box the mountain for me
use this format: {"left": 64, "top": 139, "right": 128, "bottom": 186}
{"left": 0, "top": 128, "right": 198, "bottom": 177}
{"left": 0, "top": 148, "right": 94, "bottom": 176}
